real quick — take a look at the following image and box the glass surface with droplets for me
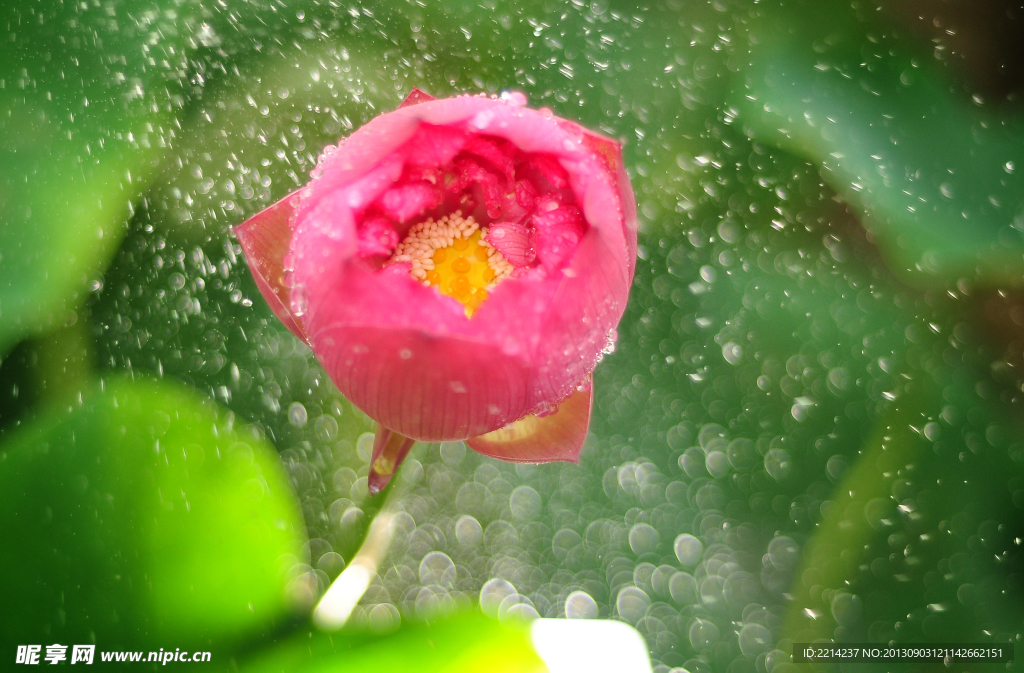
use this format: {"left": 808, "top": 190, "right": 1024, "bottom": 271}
{"left": 1, "top": 0, "right": 1024, "bottom": 671}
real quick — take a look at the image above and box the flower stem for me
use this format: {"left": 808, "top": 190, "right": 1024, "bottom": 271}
{"left": 314, "top": 442, "right": 414, "bottom": 630}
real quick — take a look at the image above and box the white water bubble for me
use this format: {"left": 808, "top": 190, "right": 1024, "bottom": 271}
{"left": 717, "top": 218, "right": 741, "bottom": 243}
{"left": 651, "top": 564, "right": 675, "bottom": 598}
{"left": 419, "top": 551, "right": 456, "bottom": 589}
{"left": 738, "top": 623, "right": 772, "bottom": 657}
{"left": 616, "top": 586, "right": 650, "bottom": 624}
{"left": 313, "top": 414, "right": 338, "bottom": 441}
{"left": 633, "top": 562, "right": 656, "bottom": 594}
{"left": 689, "top": 618, "right": 720, "bottom": 649}
{"left": 831, "top": 592, "right": 863, "bottom": 627}
{"left": 356, "top": 432, "right": 375, "bottom": 462}
{"left": 510, "top": 485, "right": 542, "bottom": 521}
{"left": 722, "top": 342, "right": 743, "bottom": 365}
{"left": 480, "top": 578, "right": 517, "bottom": 618}
{"left": 674, "top": 534, "right": 703, "bottom": 567}
{"left": 332, "top": 467, "right": 357, "bottom": 497}
{"left": 628, "top": 523, "right": 659, "bottom": 555}
{"left": 317, "top": 551, "right": 345, "bottom": 578}
{"left": 552, "top": 528, "right": 582, "bottom": 561}
{"left": 455, "top": 514, "right": 483, "bottom": 546}
{"left": 669, "top": 572, "right": 697, "bottom": 605}
{"left": 440, "top": 440, "right": 466, "bottom": 465}
{"left": 500, "top": 594, "right": 540, "bottom": 622}
{"left": 767, "top": 536, "right": 799, "bottom": 570}
{"left": 705, "top": 450, "right": 730, "bottom": 478}
{"left": 564, "top": 590, "right": 598, "bottom": 619}
{"left": 764, "top": 448, "right": 792, "bottom": 481}
{"left": 368, "top": 603, "right": 400, "bottom": 634}
{"left": 288, "top": 401, "right": 308, "bottom": 427}
{"left": 486, "top": 520, "right": 519, "bottom": 551}
{"left": 456, "top": 481, "right": 490, "bottom": 519}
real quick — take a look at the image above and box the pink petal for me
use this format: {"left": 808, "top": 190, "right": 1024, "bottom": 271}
{"left": 309, "top": 322, "right": 534, "bottom": 440}
{"left": 515, "top": 179, "right": 538, "bottom": 211}
{"left": 485, "top": 222, "right": 535, "bottom": 268}
{"left": 449, "top": 157, "right": 505, "bottom": 219}
{"left": 338, "top": 153, "right": 406, "bottom": 213}
{"left": 532, "top": 226, "right": 581, "bottom": 271}
{"left": 527, "top": 228, "right": 631, "bottom": 406}
{"left": 463, "top": 136, "right": 516, "bottom": 183}
{"left": 466, "top": 375, "right": 592, "bottom": 462}
{"left": 531, "top": 202, "right": 585, "bottom": 270}
{"left": 307, "top": 119, "right": 419, "bottom": 202}
{"left": 404, "top": 124, "right": 469, "bottom": 169}
{"left": 494, "top": 180, "right": 537, "bottom": 224}
{"left": 525, "top": 155, "right": 569, "bottom": 190}
{"left": 357, "top": 216, "right": 399, "bottom": 257}
{"left": 398, "top": 88, "right": 436, "bottom": 109}
{"left": 378, "top": 181, "right": 442, "bottom": 223}
{"left": 580, "top": 130, "right": 637, "bottom": 278}
{"left": 379, "top": 260, "right": 412, "bottom": 278}
{"left": 233, "top": 193, "right": 308, "bottom": 343}
{"left": 404, "top": 165, "right": 442, "bottom": 185}
{"left": 367, "top": 423, "right": 417, "bottom": 495}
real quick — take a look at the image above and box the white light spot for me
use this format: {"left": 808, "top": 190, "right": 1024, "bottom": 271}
{"left": 531, "top": 619, "right": 653, "bottom": 673}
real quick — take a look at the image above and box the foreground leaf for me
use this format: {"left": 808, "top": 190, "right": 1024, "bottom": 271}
{"left": 239, "top": 611, "right": 546, "bottom": 673}
{"left": 0, "top": 377, "right": 308, "bottom": 650}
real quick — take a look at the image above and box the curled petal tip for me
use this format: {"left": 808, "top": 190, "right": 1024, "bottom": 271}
{"left": 467, "top": 376, "right": 593, "bottom": 463}
{"left": 399, "top": 88, "right": 436, "bottom": 109}
{"left": 367, "top": 424, "right": 417, "bottom": 495}
{"left": 234, "top": 192, "right": 308, "bottom": 343}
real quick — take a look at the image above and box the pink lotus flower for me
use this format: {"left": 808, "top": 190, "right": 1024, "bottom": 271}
{"left": 235, "top": 90, "right": 637, "bottom": 493}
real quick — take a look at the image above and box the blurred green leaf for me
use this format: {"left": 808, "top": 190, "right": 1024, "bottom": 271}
{"left": 0, "top": 0, "right": 205, "bottom": 354}
{"left": 0, "top": 90, "right": 166, "bottom": 356}
{"left": 240, "top": 611, "right": 544, "bottom": 673}
{"left": 781, "top": 369, "right": 1024, "bottom": 662}
{"left": 735, "top": 0, "right": 1024, "bottom": 287}
{"left": 0, "top": 376, "right": 308, "bottom": 650}
{"left": 146, "top": 36, "right": 405, "bottom": 248}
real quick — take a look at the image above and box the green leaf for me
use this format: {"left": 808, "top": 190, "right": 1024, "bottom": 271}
{"left": 781, "top": 372, "right": 1024, "bottom": 658}
{"left": 0, "top": 90, "right": 167, "bottom": 356}
{"left": 0, "top": 376, "right": 308, "bottom": 650}
{"left": 143, "top": 32, "right": 417, "bottom": 250}
{"left": 0, "top": 0, "right": 198, "bottom": 354}
{"left": 239, "top": 611, "right": 545, "bottom": 673}
{"left": 735, "top": 0, "right": 1024, "bottom": 287}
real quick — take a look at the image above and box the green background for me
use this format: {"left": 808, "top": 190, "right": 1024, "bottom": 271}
{"left": 2, "top": 0, "right": 1024, "bottom": 670}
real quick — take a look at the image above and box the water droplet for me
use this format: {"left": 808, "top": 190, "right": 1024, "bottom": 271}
{"left": 419, "top": 551, "right": 456, "bottom": 589}
{"left": 368, "top": 603, "right": 400, "bottom": 634}
{"left": 480, "top": 578, "right": 517, "bottom": 618}
{"left": 565, "top": 590, "right": 598, "bottom": 619}
{"left": 669, "top": 572, "right": 697, "bottom": 605}
{"left": 628, "top": 523, "right": 659, "bottom": 555}
{"left": 455, "top": 515, "right": 483, "bottom": 546}
{"left": 674, "top": 534, "right": 703, "bottom": 566}
{"left": 440, "top": 441, "right": 466, "bottom": 465}
{"left": 616, "top": 586, "right": 650, "bottom": 623}
{"left": 722, "top": 342, "right": 742, "bottom": 365}
{"left": 356, "top": 432, "right": 375, "bottom": 462}
{"left": 831, "top": 592, "right": 863, "bottom": 627}
{"left": 287, "top": 402, "right": 308, "bottom": 427}
{"left": 738, "top": 623, "right": 772, "bottom": 657}
{"left": 689, "top": 618, "right": 720, "bottom": 649}
{"left": 509, "top": 485, "right": 542, "bottom": 521}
